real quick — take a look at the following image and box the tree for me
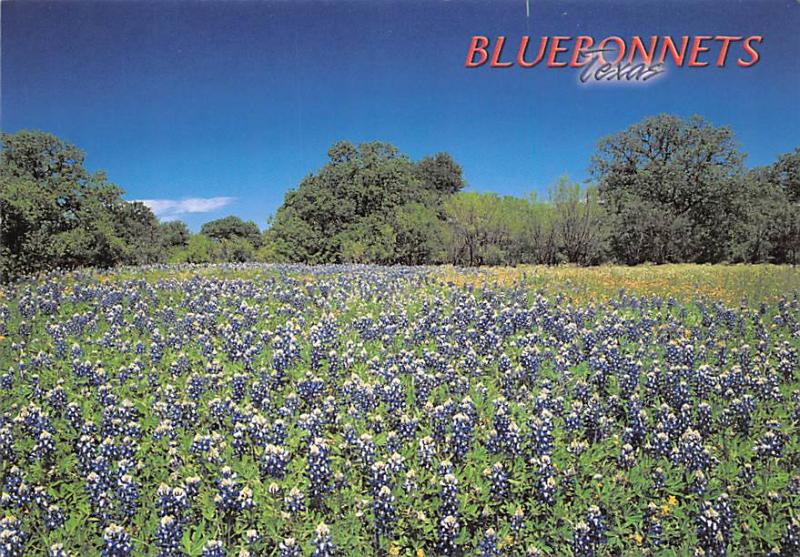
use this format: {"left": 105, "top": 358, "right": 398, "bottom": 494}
{"left": 171, "top": 234, "right": 215, "bottom": 264}
{"left": 416, "top": 153, "right": 466, "bottom": 196}
{"left": 392, "top": 202, "right": 445, "bottom": 265}
{"left": 769, "top": 149, "right": 800, "bottom": 264}
{"left": 114, "top": 201, "right": 163, "bottom": 265}
{"left": 266, "top": 140, "right": 464, "bottom": 263}
{"left": 201, "top": 215, "right": 262, "bottom": 247}
{"left": 772, "top": 148, "right": 800, "bottom": 203}
{"left": 339, "top": 215, "right": 397, "bottom": 264}
{"left": 0, "top": 130, "right": 163, "bottom": 279}
{"left": 525, "top": 195, "right": 560, "bottom": 265}
{"left": 443, "top": 192, "right": 509, "bottom": 266}
{"left": 159, "top": 221, "right": 191, "bottom": 250}
{"left": 216, "top": 236, "right": 256, "bottom": 263}
{"left": 591, "top": 114, "right": 744, "bottom": 264}
{"left": 550, "top": 177, "right": 606, "bottom": 265}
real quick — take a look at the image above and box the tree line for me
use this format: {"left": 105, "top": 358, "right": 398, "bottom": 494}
{"left": 1, "top": 113, "right": 798, "bottom": 280}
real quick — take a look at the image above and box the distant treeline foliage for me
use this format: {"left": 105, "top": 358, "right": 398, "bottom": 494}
{"left": 1, "top": 114, "right": 798, "bottom": 280}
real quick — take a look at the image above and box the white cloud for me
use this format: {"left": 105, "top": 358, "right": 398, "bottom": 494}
{"left": 136, "top": 196, "right": 236, "bottom": 218}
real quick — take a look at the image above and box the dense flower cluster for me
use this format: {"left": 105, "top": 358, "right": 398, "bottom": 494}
{"left": 0, "top": 264, "right": 798, "bottom": 554}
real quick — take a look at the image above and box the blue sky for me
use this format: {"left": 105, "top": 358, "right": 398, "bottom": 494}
{"left": 2, "top": 0, "right": 799, "bottom": 230}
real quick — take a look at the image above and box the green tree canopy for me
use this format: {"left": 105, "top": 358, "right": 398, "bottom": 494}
{"left": 266, "top": 140, "right": 464, "bottom": 263}
{"left": 592, "top": 114, "right": 744, "bottom": 264}
{"left": 0, "top": 130, "right": 162, "bottom": 279}
{"left": 159, "top": 220, "right": 191, "bottom": 250}
{"left": 732, "top": 148, "right": 800, "bottom": 264}
{"left": 200, "top": 215, "right": 262, "bottom": 247}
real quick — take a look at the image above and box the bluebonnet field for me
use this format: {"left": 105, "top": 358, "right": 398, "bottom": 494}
{"left": 1, "top": 264, "right": 799, "bottom": 556}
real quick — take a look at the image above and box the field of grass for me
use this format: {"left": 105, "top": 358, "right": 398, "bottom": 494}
{"left": 437, "top": 264, "right": 800, "bottom": 304}
{"left": 1, "top": 264, "right": 799, "bottom": 556}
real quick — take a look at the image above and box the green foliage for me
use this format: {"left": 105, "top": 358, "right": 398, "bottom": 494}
{"left": 440, "top": 182, "right": 604, "bottom": 267}
{"left": 200, "top": 215, "right": 262, "bottom": 247}
{"left": 215, "top": 236, "right": 256, "bottom": 263}
{"left": 159, "top": 220, "right": 191, "bottom": 250}
{"left": 0, "top": 130, "right": 164, "bottom": 280}
{"left": 549, "top": 177, "right": 606, "bottom": 265}
{"left": 592, "top": 114, "right": 744, "bottom": 264}
{"left": 443, "top": 191, "right": 506, "bottom": 266}
{"left": 170, "top": 234, "right": 215, "bottom": 264}
{"left": 392, "top": 202, "right": 446, "bottom": 265}
{"left": 339, "top": 215, "right": 397, "bottom": 264}
{"left": 170, "top": 234, "right": 258, "bottom": 264}
{"left": 265, "top": 141, "right": 463, "bottom": 264}
{"left": 415, "top": 152, "right": 465, "bottom": 195}
{"left": 3, "top": 121, "right": 799, "bottom": 275}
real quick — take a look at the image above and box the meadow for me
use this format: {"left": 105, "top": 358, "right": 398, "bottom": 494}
{"left": 1, "top": 264, "right": 799, "bottom": 556}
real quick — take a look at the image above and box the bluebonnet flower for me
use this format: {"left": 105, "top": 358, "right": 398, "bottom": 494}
{"left": 755, "top": 422, "right": 788, "bottom": 460}
{"left": 738, "top": 461, "right": 756, "bottom": 487}
{"left": 372, "top": 485, "right": 396, "bottom": 537}
{"left": 116, "top": 474, "right": 139, "bottom": 519}
{"left": 102, "top": 524, "right": 132, "bottom": 557}
{"left": 403, "top": 468, "right": 418, "bottom": 493}
{"left": 387, "top": 451, "right": 405, "bottom": 475}
{"left": 312, "top": 523, "right": 336, "bottom": 557}
{"left": 729, "top": 396, "right": 756, "bottom": 436}
{"left": 157, "top": 484, "right": 189, "bottom": 519}
{"left": 283, "top": 487, "right": 306, "bottom": 514}
{"left": 586, "top": 506, "right": 607, "bottom": 546}
{"left": 485, "top": 461, "right": 510, "bottom": 500}
{"left": 696, "top": 494, "right": 734, "bottom": 556}
{"left": 244, "top": 529, "right": 260, "bottom": 547}
{"left": 672, "top": 429, "right": 712, "bottom": 472}
{"left": 307, "top": 439, "right": 332, "bottom": 506}
{"left": 690, "top": 470, "right": 708, "bottom": 496}
{"left": 504, "top": 421, "right": 524, "bottom": 457}
{"left": 48, "top": 543, "right": 68, "bottom": 557}
{"left": 261, "top": 444, "right": 291, "bottom": 479}
{"left": 651, "top": 467, "right": 665, "bottom": 491}
{"left": 647, "top": 430, "right": 671, "bottom": 460}
{"left": 398, "top": 414, "right": 418, "bottom": 442}
{"left": 645, "top": 502, "right": 662, "bottom": 547}
{"left": 572, "top": 522, "right": 594, "bottom": 557}
{"left": 451, "top": 412, "right": 474, "bottom": 461}
{"left": 572, "top": 506, "right": 606, "bottom": 557}
{"left": 214, "top": 467, "right": 253, "bottom": 514}
{"left": 279, "top": 538, "right": 302, "bottom": 557}
{"left": 782, "top": 516, "right": 800, "bottom": 556}
{"left": 510, "top": 507, "right": 526, "bottom": 535}
{"left": 43, "top": 504, "right": 65, "bottom": 530}
{"left": 0, "top": 516, "right": 27, "bottom": 557}
{"left": 479, "top": 528, "right": 502, "bottom": 557}
{"left": 696, "top": 402, "right": 713, "bottom": 438}
{"left": 618, "top": 443, "right": 637, "bottom": 470}
{"left": 201, "top": 540, "right": 224, "bottom": 557}
{"left": 417, "top": 436, "right": 436, "bottom": 470}
{"left": 527, "top": 409, "right": 555, "bottom": 457}
{"left": 439, "top": 473, "right": 460, "bottom": 518}
{"left": 155, "top": 515, "right": 183, "bottom": 557}
{"left": 437, "top": 514, "right": 460, "bottom": 556}
{"left": 369, "top": 461, "right": 392, "bottom": 495}
{"left": 85, "top": 470, "right": 114, "bottom": 523}
{"left": 231, "top": 422, "right": 249, "bottom": 457}
{"left": 356, "top": 433, "right": 376, "bottom": 468}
